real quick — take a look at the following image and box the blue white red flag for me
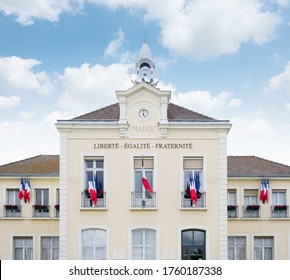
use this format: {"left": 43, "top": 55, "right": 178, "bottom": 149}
{"left": 189, "top": 171, "right": 197, "bottom": 204}
{"left": 18, "top": 177, "right": 25, "bottom": 200}
{"left": 260, "top": 178, "right": 269, "bottom": 203}
{"left": 88, "top": 175, "right": 97, "bottom": 206}
{"left": 24, "top": 178, "right": 31, "bottom": 203}
{"left": 141, "top": 157, "right": 153, "bottom": 193}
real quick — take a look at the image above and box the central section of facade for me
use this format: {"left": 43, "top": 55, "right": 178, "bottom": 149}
{"left": 55, "top": 43, "right": 231, "bottom": 260}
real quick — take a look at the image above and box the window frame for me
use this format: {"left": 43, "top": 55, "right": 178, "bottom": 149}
{"left": 41, "top": 236, "right": 59, "bottom": 260}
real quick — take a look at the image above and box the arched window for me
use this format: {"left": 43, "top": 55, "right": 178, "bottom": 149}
{"left": 181, "top": 229, "right": 206, "bottom": 260}
{"left": 132, "top": 228, "right": 156, "bottom": 260}
{"left": 81, "top": 229, "right": 106, "bottom": 260}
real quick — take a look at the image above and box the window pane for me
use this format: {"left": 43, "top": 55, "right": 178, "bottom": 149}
{"left": 145, "top": 229, "right": 156, "bottom": 246}
{"left": 228, "top": 248, "right": 235, "bottom": 260}
{"left": 254, "top": 248, "right": 262, "bottom": 260}
{"left": 228, "top": 237, "right": 234, "bottom": 246}
{"left": 83, "top": 247, "right": 93, "bottom": 260}
{"left": 132, "top": 229, "right": 143, "bottom": 245}
{"left": 95, "top": 160, "right": 103, "bottom": 168}
{"left": 194, "top": 231, "right": 204, "bottom": 246}
{"left": 264, "top": 248, "right": 273, "bottom": 260}
{"left": 132, "top": 247, "right": 143, "bottom": 260}
{"left": 145, "top": 247, "right": 156, "bottom": 260}
{"left": 135, "top": 171, "right": 142, "bottom": 192}
{"left": 95, "top": 247, "right": 106, "bottom": 260}
{"left": 95, "top": 230, "right": 106, "bottom": 245}
{"left": 86, "top": 161, "right": 93, "bottom": 168}
{"left": 182, "top": 231, "right": 193, "bottom": 246}
{"left": 236, "top": 247, "right": 246, "bottom": 260}
{"left": 83, "top": 230, "right": 94, "bottom": 244}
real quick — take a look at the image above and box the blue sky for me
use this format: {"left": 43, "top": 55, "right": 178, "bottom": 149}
{"left": 1, "top": 0, "right": 290, "bottom": 165}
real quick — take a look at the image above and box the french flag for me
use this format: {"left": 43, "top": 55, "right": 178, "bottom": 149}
{"left": 189, "top": 171, "right": 197, "bottom": 204}
{"left": 260, "top": 179, "right": 269, "bottom": 204}
{"left": 18, "top": 177, "right": 25, "bottom": 200}
{"left": 88, "top": 175, "right": 97, "bottom": 207}
{"left": 142, "top": 157, "right": 153, "bottom": 193}
{"left": 23, "top": 178, "right": 31, "bottom": 203}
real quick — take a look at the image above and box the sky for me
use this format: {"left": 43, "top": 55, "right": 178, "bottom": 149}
{"left": 0, "top": 0, "right": 290, "bottom": 166}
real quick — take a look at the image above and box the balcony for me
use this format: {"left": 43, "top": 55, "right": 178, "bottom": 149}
{"left": 33, "top": 205, "right": 50, "bottom": 218}
{"left": 131, "top": 191, "right": 156, "bottom": 208}
{"left": 181, "top": 192, "right": 206, "bottom": 208}
{"left": 81, "top": 191, "right": 106, "bottom": 208}
{"left": 271, "top": 205, "right": 289, "bottom": 218}
{"left": 3, "top": 205, "right": 22, "bottom": 218}
{"left": 242, "top": 205, "right": 260, "bottom": 218}
{"left": 227, "top": 205, "right": 239, "bottom": 218}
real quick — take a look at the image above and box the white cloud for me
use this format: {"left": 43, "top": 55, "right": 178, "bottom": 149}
{"left": 0, "top": 121, "right": 59, "bottom": 165}
{"left": 0, "top": 96, "right": 21, "bottom": 109}
{"left": 57, "top": 62, "right": 133, "bottom": 116}
{"left": 1, "top": 1, "right": 283, "bottom": 60}
{"left": 171, "top": 90, "right": 242, "bottom": 114}
{"left": 285, "top": 102, "right": 290, "bottom": 110}
{"left": 0, "top": 56, "right": 54, "bottom": 95}
{"left": 228, "top": 113, "right": 290, "bottom": 165}
{"left": 105, "top": 28, "right": 125, "bottom": 57}
{"left": 264, "top": 61, "right": 290, "bottom": 94}
{"left": 0, "top": 0, "right": 83, "bottom": 25}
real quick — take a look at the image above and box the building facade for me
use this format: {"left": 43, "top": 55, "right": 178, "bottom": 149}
{"left": 0, "top": 43, "right": 290, "bottom": 260}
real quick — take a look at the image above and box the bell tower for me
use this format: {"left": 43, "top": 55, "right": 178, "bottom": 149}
{"left": 133, "top": 42, "right": 158, "bottom": 86}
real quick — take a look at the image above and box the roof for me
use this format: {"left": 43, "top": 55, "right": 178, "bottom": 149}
{"left": 1, "top": 155, "right": 290, "bottom": 179}
{"left": 0, "top": 155, "right": 59, "bottom": 177}
{"left": 228, "top": 156, "right": 290, "bottom": 178}
{"left": 72, "top": 102, "right": 215, "bottom": 121}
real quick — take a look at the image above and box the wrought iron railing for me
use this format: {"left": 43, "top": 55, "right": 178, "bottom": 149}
{"left": 3, "top": 205, "right": 22, "bottom": 218}
{"left": 32, "top": 205, "right": 50, "bottom": 218}
{"left": 271, "top": 205, "right": 289, "bottom": 218}
{"left": 242, "top": 205, "right": 260, "bottom": 218}
{"left": 181, "top": 192, "right": 206, "bottom": 208}
{"left": 81, "top": 191, "right": 106, "bottom": 208}
{"left": 131, "top": 191, "right": 156, "bottom": 208}
{"left": 227, "top": 205, "right": 239, "bottom": 218}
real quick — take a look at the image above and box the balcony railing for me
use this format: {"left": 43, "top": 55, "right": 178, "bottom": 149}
{"left": 242, "top": 205, "right": 260, "bottom": 218}
{"left": 81, "top": 191, "right": 106, "bottom": 208}
{"left": 271, "top": 205, "right": 289, "bottom": 218}
{"left": 131, "top": 191, "right": 156, "bottom": 208}
{"left": 181, "top": 192, "right": 206, "bottom": 208}
{"left": 33, "top": 205, "right": 50, "bottom": 218}
{"left": 3, "top": 205, "right": 22, "bottom": 218}
{"left": 227, "top": 205, "right": 239, "bottom": 218}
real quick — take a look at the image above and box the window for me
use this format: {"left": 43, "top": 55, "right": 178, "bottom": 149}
{"left": 227, "top": 190, "right": 238, "bottom": 218}
{"left": 181, "top": 229, "right": 206, "bottom": 260}
{"left": 82, "top": 229, "right": 106, "bottom": 259}
{"left": 132, "top": 157, "right": 156, "bottom": 208}
{"left": 33, "top": 189, "right": 50, "bottom": 217}
{"left": 13, "top": 237, "right": 33, "bottom": 260}
{"left": 271, "top": 190, "right": 287, "bottom": 218}
{"left": 41, "top": 237, "right": 59, "bottom": 260}
{"left": 182, "top": 158, "right": 205, "bottom": 207}
{"left": 5, "top": 189, "right": 21, "bottom": 217}
{"left": 82, "top": 158, "right": 105, "bottom": 208}
{"left": 243, "top": 190, "right": 260, "bottom": 218}
{"left": 132, "top": 229, "right": 156, "bottom": 260}
{"left": 228, "top": 236, "right": 246, "bottom": 260}
{"left": 254, "top": 237, "right": 274, "bottom": 260}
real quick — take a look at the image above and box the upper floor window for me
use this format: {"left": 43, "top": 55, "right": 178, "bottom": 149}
{"left": 243, "top": 190, "right": 260, "bottom": 218}
{"left": 271, "top": 190, "right": 288, "bottom": 218}
{"left": 13, "top": 237, "right": 33, "bottom": 260}
{"left": 132, "top": 228, "right": 156, "bottom": 260}
{"left": 82, "top": 158, "right": 105, "bottom": 208}
{"left": 33, "top": 189, "right": 50, "bottom": 217}
{"left": 41, "top": 237, "right": 59, "bottom": 260}
{"left": 55, "top": 189, "right": 60, "bottom": 217}
{"left": 81, "top": 229, "right": 106, "bottom": 260}
{"left": 254, "top": 237, "right": 274, "bottom": 260}
{"left": 182, "top": 158, "right": 205, "bottom": 208}
{"left": 132, "top": 157, "right": 156, "bottom": 208}
{"left": 227, "top": 190, "right": 238, "bottom": 218}
{"left": 228, "top": 236, "right": 246, "bottom": 260}
{"left": 4, "top": 189, "right": 22, "bottom": 217}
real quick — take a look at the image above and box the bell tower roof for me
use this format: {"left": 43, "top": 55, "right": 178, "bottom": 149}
{"left": 133, "top": 42, "right": 158, "bottom": 86}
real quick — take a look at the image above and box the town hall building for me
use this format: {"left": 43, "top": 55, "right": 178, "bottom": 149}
{"left": 0, "top": 43, "right": 290, "bottom": 260}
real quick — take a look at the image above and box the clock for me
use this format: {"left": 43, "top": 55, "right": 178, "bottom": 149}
{"left": 138, "top": 108, "right": 149, "bottom": 120}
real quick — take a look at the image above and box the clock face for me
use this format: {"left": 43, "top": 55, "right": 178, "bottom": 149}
{"left": 138, "top": 108, "right": 149, "bottom": 120}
